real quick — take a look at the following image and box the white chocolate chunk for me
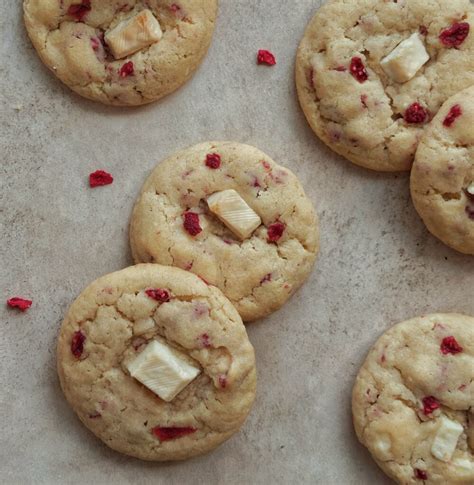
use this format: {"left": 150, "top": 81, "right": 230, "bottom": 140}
{"left": 207, "top": 189, "right": 262, "bottom": 240}
{"left": 381, "top": 33, "right": 430, "bottom": 83}
{"left": 133, "top": 317, "right": 155, "bottom": 336}
{"left": 431, "top": 416, "right": 464, "bottom": 462}
{"left": 467, "top": 183, "right": 474, "bottom": 195}
{"left": 126, "top": 340, "right": 200, "bottom": 402}
{"left": 453, "top": 458, "right": 474, "bottom": 473}
{"left": 105, "top": 10, "right": 163, "bottom": 60}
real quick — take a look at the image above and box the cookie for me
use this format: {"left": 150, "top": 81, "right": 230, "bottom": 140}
{"left": 57, "top": 264, "right": 256, "bottom": 461}
{"left": 296, "top": 0, "right": 474, "bottom": 172}
{"left": 352, "top": 314, "right": 474, "bottom": 484}
{"left": 410, "top": 86, "right": 474, "bottom": 255}
{"left": 129, "top": 142, "right": 319, "bottom": 322}
{"left": 24, "top": 1, "right": 218, "bottom": 106}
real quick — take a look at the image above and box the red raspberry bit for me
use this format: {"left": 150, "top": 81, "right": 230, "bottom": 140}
{"left": 422, "top": 396, "right": 440, "bottom": 415}
{"left": 443, "top": 104, "right": 462, "bottom": 127}
{"left": 404, "top": 102, "right": 428, "bottom": 124}
{"left": 260, "top": 273, "right": 272, "bottom": 284}
{"left": 267, "top": 222, "right": 285, "bottom": 243}
{"left": 67, "top": 0, "right": 91, "bottom": 22}
{"left": 218, "top": 375, "right": 227, "bottom": 389}
{"left": 466, "top": 205, "right": 474, "bottom": 220}
{"left": 183, "top": 212, "right": 202, "bottom": 236}
{"left": 205, "top": 153, "right": 221, "bottom": 169}
{"left": 439, "top": 22, "right": 470, "bottom": 48}
{"left": 440, "top": 336, "right": 463, "bottom": 355}
{"left": 119, "top": 61, "right": 134, "bottom": 78}
{"left": 71, "top": 330, "right": 86, "bottom": 359}
{"left": 152, "top": 426, "right": 196, "bottom": 441}
{"left": 414, "top": 469, "right": 428, "bottom": 480}
{"left": 350, "top": 57, "right": 368, "bottom": 83}
{"left": 170, "top": 3, "right": 181, "bottom": 13}
{"left": 7, "top": 297, "right": 32, "bottom": 312}
{"left": 257, "top": 49, "right": 276, "bottom": 66}
{"left": 199, "top": 333, "right": 211, "bottom": 348}
{"left": 91, "top": 37, "right": 100, "bottom": 51}
{"left": 419, "top": 25, "right": 428, "bottom": 36}
{"left": 145, "top": 288, "right": 170, "bottom": 303}
{"left": 89, "top": 170, "right": 113, "bottom": 188}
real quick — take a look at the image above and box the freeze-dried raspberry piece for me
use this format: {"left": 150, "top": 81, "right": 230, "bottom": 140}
{"left": 71, "top": 330, "right": 86, "bottom": 358}
{"left": 199, "top": 333, "right": 211, "bottom": 348}
{"left": 183, "top": 212, "right": 202, "bottom": 236}
{"left": 414, "top": 469, "right": 428, "bottom": 480}
{"left": 218, "top": 375, "right": 227, "bottom": 388}
{"left": 443, "top": 105, "right": 462, "bottom": 127}
{"left": 119, "top": 61, "right": 134, "bottom": 78}
{"left": 440, "top": 336, "right": 463, "bottom": 354}
{"left": 439, "top": 22, "right": 470, "bottom": 48}
{"left": 205, "top": 153, "right": 221, "bottom": 169}
{"left": 350, "top": 57, "right": 368, "bottom": 83}
{"left": 257, "top": 50, "right": 276, "bottom": 66}
{"left": 260, "top": 273, "right": 272, "bottom": 284}
{"left": 422, "top": 396, "right": 440, "bottom": 415}
{"left": 404, "top": 103, "right": 428, "bottom": 124}
{"left": 68, "top": 0, "right": 91, "bottom": 22}
{"left": 145, "top": 288, "right": 170, "bottom": 303}
{"left": 419, "top": 25, "right": 428, "bottom": 36}
{"left": 152, "top": 426, "right": 196, "bottom": 441}
{"left": 7, "top": 297, "right": 32, "bottom": 312}
{"left": 267, "top": 222, "right": 285, "bottom": 243}
{"left": 170, "top": 4, "right": 181, "bottom": 13}
{"left": 89, "top": 170, "right": 113, "bottom": 187}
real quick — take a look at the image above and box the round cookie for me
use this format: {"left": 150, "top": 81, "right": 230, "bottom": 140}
{"left": 352, "top": 314, "right": 474, "bottom": 484}
{"left": 411, "top": 86, "right": 474, "bottom": 255}
{"left": 24, "top": 0, "right": 218, "bottom": 106}
{"left": 57, "top": 264, "right": 256, "bottom": 461}
{"left": 296, "top": 0, "right": 474, "bottom": 172}
{"left": 129, "top": 142, "right": 319, "bottom": 322}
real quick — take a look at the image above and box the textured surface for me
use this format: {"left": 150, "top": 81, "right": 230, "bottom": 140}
{"left": 130, "top": 141, "right": 319, "bottom": 321}
{"left": 411, "top": 86, "right": 474, "bottom": 255}
{"left": 352, "top": 314, "right": 474, "bottom": 484}
{"left": 24, "top": 0, "right": 218, "bottom": 105}
{"left": 296, "top": 0, "right": 474, "bottom": 172}
{"left": 57, "top": 264, "right": 256, "bottom": 461}
{"left": 1, "top": 0, "right": 474, "bottom": 483}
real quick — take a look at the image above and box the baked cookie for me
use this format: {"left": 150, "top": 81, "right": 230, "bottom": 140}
{"left": 24, "top": 0, "right": 218, "bottom": 106}
{"left": 57, "top": 264, "right": 256, "bottom": 461}
{"left": 411, "top": 86, "right": 474, "bottom": 255}
{"left": 352, "top": 314, "right": 474, "bottom": 484}
{"left": 129, "top": 142, "right": 319, "bottom": 322}
{"left": 296, "top": 0, "right": 474, "bottom": 172}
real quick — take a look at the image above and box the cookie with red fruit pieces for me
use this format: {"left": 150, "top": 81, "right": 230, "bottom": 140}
{"left": 23, "top": 1, "right": 218, "bottom": 106}
{"left": 57, "top": 264, "right": 256, "bottom": 461}
{"left": 352, "top": 313, "right": 474, "bottom": 484}
{"left": 296, "top": 0, "right": 474, "bottom": 172}
{"left": 411, "top": 85, "right": 474, "bottom": 255}
{"left": 129, "top": 142, "right": 319, "bottom": 321}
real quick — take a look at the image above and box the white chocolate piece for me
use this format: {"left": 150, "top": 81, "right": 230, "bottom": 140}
{"left": 133, "top": 317, "right": 155, "bottom": 336}
{"left": 126, "top": 340, "right": 200, "bottom": 402}
{"left": 207, "top": 189, "right": 262, "bottom": 240}
{"left": 381, "top": 33, "right": 430, "bottom": 83}
{"left": 467, "top": 183, "right": 474, "bottom": 195}
{"left": 105, "top": 10, "right": 163, "bottom": 60}
{"left": 431, "top": 416, "right": 464, "bottom": 462}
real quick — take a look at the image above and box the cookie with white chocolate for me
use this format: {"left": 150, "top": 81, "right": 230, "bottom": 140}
{"left": 411, "top": 85, "right": 474, "bottom": 255}
{"left": 296, "top": 0, "right": 474, "bottom": 171}
{"left": 23, "top": 0, "right": 218, "bottom": 106}
{"left": 129, "top": 142, "right": 320, "bottom": 322}
{"left": 57, "top": 264, "right": 256, "bottom": 461}
{"left": 352, "top": 314, "right": 474, "bottom": 484}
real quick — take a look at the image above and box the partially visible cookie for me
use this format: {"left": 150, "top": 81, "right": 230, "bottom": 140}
{"left": 129, "top": 142, "right": 319, "bottom": 322}
{"left": 352, "top": 314, "right": 474, "bottom": 484}
{"left": 23, "top": 1, "right": 218, "bottom": 106}
{"left": 296, "top": 0, "right": 474, "bottom": 171}
{"left": 411, "top": 86, "right": 474, "bottom": 255}
{"left": 57, "top": 264, "right": 256, "bottom": 461}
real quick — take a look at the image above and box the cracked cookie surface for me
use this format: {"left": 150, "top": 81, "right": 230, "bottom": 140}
{"left": 129, "top": 142, "right": 319, "bottom": 322}
{"left": 352, "top": 314, "right": 474, "bottom": 484}
{"left": 411, "top": 85, "right": 474, "bottom": 255}
{"left": 57, "top": 264, "right": 256, "bottom": 461}
{"left": 23, "top": 0, "right": 218, "bottom": 106}
{"left": 296, "top": 0, "right": 474, "bottom": 172}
